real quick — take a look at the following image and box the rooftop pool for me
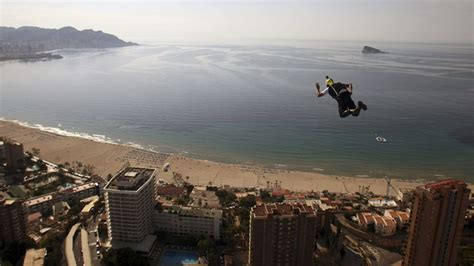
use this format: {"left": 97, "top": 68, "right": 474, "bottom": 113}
{"left": 158, "top": 249, "right": 199, "bottom": 266}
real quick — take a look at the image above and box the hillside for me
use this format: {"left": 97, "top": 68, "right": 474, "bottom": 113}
{"left": 0, "top": 26, "right": 137, "bottom": 61}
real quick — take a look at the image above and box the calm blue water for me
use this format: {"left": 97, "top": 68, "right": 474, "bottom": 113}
{"left": 158, "top": 250, "right": 199, "bottom": 266}
{"left": 1, "top": 41, "right": 473, "bottom": 181}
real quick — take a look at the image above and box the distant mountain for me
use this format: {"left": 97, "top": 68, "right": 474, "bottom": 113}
{"left": 0, "top": 26, "right": 138, "bottom": 61}
{"left": 361, "top": 46, "right": 387, "bottom": 54}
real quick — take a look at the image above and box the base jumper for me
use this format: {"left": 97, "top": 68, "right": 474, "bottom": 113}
{"left": 316, "top": 76, "right": 367, "bottom": 118}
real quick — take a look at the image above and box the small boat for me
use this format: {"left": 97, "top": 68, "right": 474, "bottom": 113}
{"left": 376, "top": 136, "right": 387, "bottom": 143}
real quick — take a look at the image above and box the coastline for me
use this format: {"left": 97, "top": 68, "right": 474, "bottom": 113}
{"left": 0, "top": 52, "right": 63, "bottom": 62}
{"left": 1, "top": 120, "right": 471, "bottom": 194}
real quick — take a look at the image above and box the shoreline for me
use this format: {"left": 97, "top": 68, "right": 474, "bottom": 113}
{"left": 1, "top": 119, "right": 472, "bottom": 194}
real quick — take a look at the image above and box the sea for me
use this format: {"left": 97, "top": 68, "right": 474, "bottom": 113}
{"left": 1, "top": 40, "right": 473, "bottom": 181}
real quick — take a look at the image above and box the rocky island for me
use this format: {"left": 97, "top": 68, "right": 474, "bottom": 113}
{"left": 0, "top": 26, "right": 138, "bottom": 62}
{"left": 361, "top": 45, "right": 387, "bottom": 54}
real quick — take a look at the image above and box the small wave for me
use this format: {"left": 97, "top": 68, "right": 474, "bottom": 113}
{"left": 312, "top": 168, "right": 325, "bottom": 171}
{"left": 356, "top": 174, "right": 370, "bottom": 178}
{"left": 274, "top": 164, "right": 287, "bottom": 168}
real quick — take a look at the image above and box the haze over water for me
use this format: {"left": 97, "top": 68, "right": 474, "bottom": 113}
{"left": 1, "top": 41, "right": 473, "bottom": 181}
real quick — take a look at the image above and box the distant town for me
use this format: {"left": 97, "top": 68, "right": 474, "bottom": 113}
{"left": 0, "top": 137, "right": 473, "bottom": 266}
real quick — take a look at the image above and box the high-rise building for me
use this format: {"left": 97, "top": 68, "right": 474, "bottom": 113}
{"left": 403, "top": 179, "right": 471, "bottom": 266}
{"left": 249, "top": 202, "right": 317, "bottom": 266}
{"left": 4, "top": 141, "right": 24, "bottom": 170}
{"left": 0, "top": 140, "right": 5, "bottom": 160}
{"left": 0, "top": 196, "right": 27, "bottom": 243}
{"left": 104, "top": 167, "right": 156, "bottom": 244}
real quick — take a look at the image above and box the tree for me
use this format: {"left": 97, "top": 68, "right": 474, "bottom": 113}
{"left": 197, "top": 238, "right": 220, "bottom": 266}
{"left": 215, "top": 190, "right": 237, "bottom": 206}
{"left": 31, "top": 147, "right": 40, "bottom": 157}
{"left": 239, "top": 195, "right": 256, "bottom": 209}
{"left": 175, "top": 196, "right": 189, "bottom": 206}
{"left": 102, "top": 248, "right": 149, "bottom": 266}
{"left": 37, "top": 159, "right": 47, "bottom": 171}
{"left": 1, "top": 240, "right": 34, "bottom": 265}
{"left": 82, "top": 164, "right": 95, "bottom": 175}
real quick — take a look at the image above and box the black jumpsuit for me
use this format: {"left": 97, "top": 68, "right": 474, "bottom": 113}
{"left": 327, "top": 83, "right": 358, "bottom": 117}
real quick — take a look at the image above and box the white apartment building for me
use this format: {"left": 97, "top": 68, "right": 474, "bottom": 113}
{"left": 104, "top": 167, "right": 156, "bottom": 243}
{"left": 153, "top": 205, "right": 222, "bottom": 240}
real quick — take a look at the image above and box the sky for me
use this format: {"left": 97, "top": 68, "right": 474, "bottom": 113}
{"left": 1, "top": 0, "right": 473, "bottom": 45}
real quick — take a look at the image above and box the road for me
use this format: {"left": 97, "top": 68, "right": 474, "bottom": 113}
{"left": 65, "top": 223, "right": 80, "bottom": 266}
{"left": 81, "top": 228, "right": 92, "bottom": 266}
{"left": 86, "top": 211, "right": 103, "bottom": 266}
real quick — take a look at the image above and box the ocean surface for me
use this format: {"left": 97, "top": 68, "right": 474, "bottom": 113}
{"left": 1, "top": 41, "right": 473, "bottom": 181}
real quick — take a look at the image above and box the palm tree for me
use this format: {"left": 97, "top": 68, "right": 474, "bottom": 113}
{"left": 31, "top": 147, "right": 40, "bottom": 157}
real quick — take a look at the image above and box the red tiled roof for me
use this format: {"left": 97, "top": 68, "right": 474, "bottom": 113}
{"left": 421, "top": 179, "right": 466, "bottom": 191}
{"left": 156, "top": 185, "right": 186, "bottom": 197}
{"left": 382, "top": 216, "right": 397, "bottom": 227}
{"left": 271, "top": 189, "right": 291, "bottom": 197}
{"left": 27, "top": 212, "right": 42, "bottom": 222}
{"left": 387, "top": 210, "right": 410, "bottom": 223}
{"left": 358, "top": 212, "right": 375, "bottom": 225}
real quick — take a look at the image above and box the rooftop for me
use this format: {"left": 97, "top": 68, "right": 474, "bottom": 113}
{"left": 386, "top": 210, "right": 410, "bottom": 223}
{"left": 71, "top": 182, "right": 98, "bottom": 193}
{"left": 156, "top": 184, "right": 186, "bottom": 197}
{"left": 105, "top": 167, "right": 155, "bottom": 191}
{"left": 420, "top": 178, "right": 467, "bottom": 192}
{"left": 358, "top": 212, "right": 376, "bottom": 225}
{"left": 161, "top": 204, "right": 222, "bottom": 218}
{"left": 24, "top": 194, "right": 54, "bottom": 207}
{"left": 27, "top": 212, "right": 42, "bottom": 223}
{"left": 23, "top": 248, "right": 47, "bottom": 266}
{"left": 252, "top": 202, "right": 316, "bottom": 218}
{"left": 382, "top": 216, "right": 397, "bottom": 227}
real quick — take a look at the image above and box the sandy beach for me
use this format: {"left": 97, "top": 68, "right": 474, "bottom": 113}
{"left": 1, "top": 120, "right": 471, "bottom": 195}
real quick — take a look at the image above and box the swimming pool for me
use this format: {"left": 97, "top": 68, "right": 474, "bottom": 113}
{"left": 158, "top": 250, "right": 199, "bottom": 266}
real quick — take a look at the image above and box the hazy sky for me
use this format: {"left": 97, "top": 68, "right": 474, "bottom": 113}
{"left": 1, "top": 0, "right": 473, "bottom": 45}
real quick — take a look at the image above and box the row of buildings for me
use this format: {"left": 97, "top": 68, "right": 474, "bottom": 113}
{"left": 0, "top": 181, "right": 100, "bottom": 245}
{"left": 104, "top": 166, "right": 471, "bottom": 265}
{"left": 355, "top": 210, "right": 409, "bottom": 236}
{"left": 3, "top": 161, "right": 470, "bottom": 266}
{"left": 24, "top": 181, "right": 100, "bottom": 214}
{"left": 246, "top": 179, "right": 470, "bottom": 266}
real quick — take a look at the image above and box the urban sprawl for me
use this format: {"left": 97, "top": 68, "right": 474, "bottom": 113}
{"left": 1, "top": 137, "right": 473, "bottom": 265}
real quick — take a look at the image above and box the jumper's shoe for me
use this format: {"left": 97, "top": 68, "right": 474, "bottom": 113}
{"left": 358, "top": 101, "right": 367, "bottom": 111}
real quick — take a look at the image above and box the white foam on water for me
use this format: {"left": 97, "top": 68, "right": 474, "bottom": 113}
{"left": 0, "top": 117, "right": 155, "bottom": 152}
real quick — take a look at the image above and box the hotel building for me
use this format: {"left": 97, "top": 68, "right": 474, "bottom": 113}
{"left": 0, "top": 196, "right": 27, "bottom": 243}
{"left": 403, "top": 179, "right": 470, "bottom": 266}
{"left": 104, "top": 167, "right": 156, "bottom": 243}
{"left": 153, "top": 204, "right": 222, "bottom": 240}
{"left": 249, "top": 202, "right": 317, "bottom": 266}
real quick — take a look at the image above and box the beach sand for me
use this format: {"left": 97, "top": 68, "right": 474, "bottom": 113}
{"left": 1, "top": 120, "right": 471, "bottom": 195}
